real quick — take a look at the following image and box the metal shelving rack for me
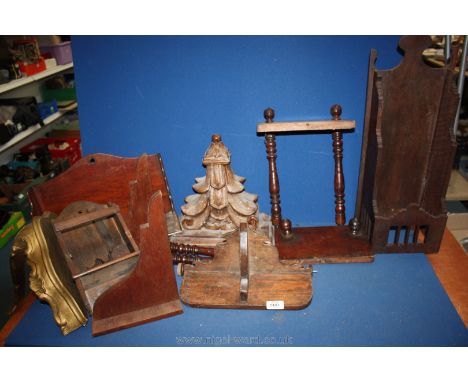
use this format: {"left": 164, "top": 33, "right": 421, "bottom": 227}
{"left": 0, "top": 63, "right": 75, "bottom": 164}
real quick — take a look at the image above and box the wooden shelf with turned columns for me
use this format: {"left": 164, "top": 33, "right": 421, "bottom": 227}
{"left": 256, "top": 105, "right": 373, "bottom": 264}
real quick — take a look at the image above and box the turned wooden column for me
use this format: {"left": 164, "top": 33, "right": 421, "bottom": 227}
{"left": 331, "top": 104, "right": 346, "bottom": 226}
{"left": 264, "top": 108, "right": 282, "bottom": 228}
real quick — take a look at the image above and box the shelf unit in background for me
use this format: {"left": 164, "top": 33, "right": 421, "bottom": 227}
{"left": 0, "top": 63, "right": 76, "bottom": 164}
{"left": 0, "top": 102, "right": 78, "bottom": 164}
{"left": 0, "top": 63, "right": 73, "bottom": 95}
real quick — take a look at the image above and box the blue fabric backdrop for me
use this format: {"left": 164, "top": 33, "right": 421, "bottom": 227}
{"left": 71, "top": 35, "right": 402, "bottom": 226}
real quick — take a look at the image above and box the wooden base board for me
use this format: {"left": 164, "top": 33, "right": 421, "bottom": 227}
{"left": 92, "top": 299, "right": 182, "bottom": 336}
{"left": 276, "top": 226, "right": 374, "bottom": 263}
{"left": 426, "top": 228, "right": 468, "bottom": 328}
{"left": 181, "top": 230, "right": 313, "bottom": 309}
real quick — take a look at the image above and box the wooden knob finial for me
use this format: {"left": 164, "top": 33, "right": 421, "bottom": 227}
{"left": 264, "top": 108, "right": 275, "bottom": 123}
{"left": 212, "top": 134, "right": 222, "bottom": 142}
{"left": 330, "top": 104, "right": 342, "bottom": 120}
{"left": 281, "top": 218, "right": 292, "bottom": 237}
{"left": 349, "top": 217, "right": 361, "bottom": 236}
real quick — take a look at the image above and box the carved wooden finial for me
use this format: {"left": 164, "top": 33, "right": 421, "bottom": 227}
{"left": 181, "top": 136, "right": 259, "bottom": 231}
{"left": 330, "top": 104, "right": 342, "bottom": 120}
{"left": 264, "top": 108, "right": 275, "bottom": 123}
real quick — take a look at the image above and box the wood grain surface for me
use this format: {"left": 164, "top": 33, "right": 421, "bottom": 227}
{"left": 276, "top": 226, "right": 373, "bottom": 263}
{"left": 92, "top": 191, "right": 182, "bottom": 336}
{"left": 181, "top": 229, "right": 312, "bottom": 309}
{"left": 355, "top": 36, "right": 459, "bottom": 254}
{"left": 257, "top": 119, "right": 355, "bottom": 133}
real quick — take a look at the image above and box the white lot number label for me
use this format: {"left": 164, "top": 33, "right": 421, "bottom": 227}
{"left": 266, "top": 300, "right": 284, "bottom": 310}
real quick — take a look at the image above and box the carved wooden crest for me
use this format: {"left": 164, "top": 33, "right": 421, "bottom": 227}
{"left": 181, "top": 135, "right": 258, "bottom": 231}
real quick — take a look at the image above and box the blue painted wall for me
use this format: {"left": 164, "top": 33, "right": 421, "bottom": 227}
{"left": 72, "top": 36, "right": 401, "bottom": 226}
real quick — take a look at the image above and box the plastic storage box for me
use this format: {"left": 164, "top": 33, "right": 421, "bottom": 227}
{"left": 37, "top": 100, "right": 58, "bottom": 120}
{"left": 40, "top": 42, "right": 73, "bottom": 65}
{"left": 17, "top": 57, "right": 46, "bottom": 76}
{"left": 41, "top": 85, "right": 76, "bottom": 102}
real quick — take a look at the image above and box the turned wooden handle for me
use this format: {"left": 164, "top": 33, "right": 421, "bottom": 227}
{"left": 170, "top": 242, "right": 215, "bottom": 257}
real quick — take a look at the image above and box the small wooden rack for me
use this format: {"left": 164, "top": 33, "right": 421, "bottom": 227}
{"left": 256, "top": 105, "right": 373, "bottom": 263}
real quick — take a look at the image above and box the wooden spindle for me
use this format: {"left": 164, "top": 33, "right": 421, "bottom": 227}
{"left": 170, "top": 242, "right": 215, "bottom": 258}
{"left": 264, "top": 107, "right": 282, "bottom": 228}
{"left": 172, "top": 253, "right": 204, "bottom": 265}
{"left": 171, "top": 242, "right": 215, "bottom": 266}
{"left": 331, "top": 104, "right": 346, "bottom": 226}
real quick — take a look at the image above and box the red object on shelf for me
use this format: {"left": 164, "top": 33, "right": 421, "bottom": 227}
{"left": 17, "top": 58, "right": 46, "bottom": 76}
{"left": 20, "top": 137, "right": 82, "bottom": 165}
